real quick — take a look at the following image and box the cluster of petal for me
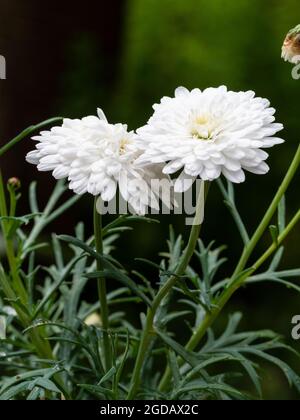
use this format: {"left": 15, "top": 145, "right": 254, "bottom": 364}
{"left": 137, "top": 87, "right": 284, "bottom": 192}
{"left": 26, "top": 109, "right": 168, "bottom": 214}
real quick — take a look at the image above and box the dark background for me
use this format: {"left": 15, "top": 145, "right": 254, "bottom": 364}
{"left": 0, "top": 0, "right": 299, "bottom": 399}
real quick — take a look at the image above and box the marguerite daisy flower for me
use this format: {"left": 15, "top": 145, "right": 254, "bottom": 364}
{"left": 26, "top": 109, "right": 170, "bottom": 214}
{"left": 137, "top": 87, "right": 284, "bottom": 192}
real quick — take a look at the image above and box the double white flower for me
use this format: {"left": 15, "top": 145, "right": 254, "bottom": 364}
{"left": 26, "top": 109, "right": 168, "bottom": 214}
{"left": 137, "top": 87, "right": 284, "bottom": 192}
{"left": 27, "top": 86, "right": 284, "bottom": 211}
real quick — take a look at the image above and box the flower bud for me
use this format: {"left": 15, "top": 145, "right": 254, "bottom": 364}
{"left": 282, "top": 25, "right": 300, "bottom": 64}
{"left": 7, "top": 177, "right": 21, "bottom": 191}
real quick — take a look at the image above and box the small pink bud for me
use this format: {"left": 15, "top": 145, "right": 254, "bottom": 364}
{"left": 7, "top": 177, "right": 21, "bottom": 191}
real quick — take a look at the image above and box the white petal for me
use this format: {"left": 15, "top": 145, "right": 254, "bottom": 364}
{"left": 174, "top": 86, "right": 190, "bottom": 97}
{"left": 163, "top": 160, "right": 184, "bottom": 175}
{"left": 222, "top": 168, "right": 246, "bottom": 183}
{"left": 101, "top": 180, "right": 117, "bottom": 202}
{"left": 244, "top": 162, "right": 270, "bottom": 175}
{"left": 174, "top": 171, "right": 196, "bottom": 193}
{"left": 97, "top": 108, "right": 108, "bottom": 122}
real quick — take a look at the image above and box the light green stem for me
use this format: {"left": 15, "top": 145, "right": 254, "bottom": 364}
{"left": 127, "top": 182, "right": 209, "bottom": 400}
{"left": 159, "top": 145, "right": 300, "bottom": 392}
{"left": 232, "top": 144, "right": 300, "bottom": 277}
{"left": 0, "top": 117, "right": 63, "bottom": 157}
{"left": 0, "top": 171, "right": 27, "bottom": 303}
{"left": 0, "top": 171, "right": 56, "bottom": 369}
{"left": 184, "top": 207, "right": 300, "bottom": 352}
{"left": 253, "top": 209, "right": 300, "bottom": 271}
{"left": 93, "top": 197, "right": 112, "bottom": 371}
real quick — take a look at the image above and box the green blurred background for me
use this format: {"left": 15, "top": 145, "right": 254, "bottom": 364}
{"left": 0, "top": 0, "right": 299, "bottom": 399}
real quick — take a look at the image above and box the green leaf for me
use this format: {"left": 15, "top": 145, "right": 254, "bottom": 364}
{"left": 78, "top": 384, "right": 114, "bottom": 399}
{"left": 243, "top": 348, "right": 300, "bottom": 392}
{"left": 269, "top": 225, "right": 279, "bottom": 245}
{"left": 178, "top": 383, "right": 246, "bottom": 400}
{"left": 99, "top": 367, "right": 116, "bottom": 385}
{"left": 115, "top": 330, "right": 130, "bottom": 389}
{"left": 33, "top": 254, "right": 85, "bottom": 319}
{"left": 0, "top": 316, "right": 6, "bottom": 340}
{"left": 156, "top": 329, "right": 200, "bottom": 367}
{"left": 29, "top": 377, "right": 60, "bottom": 393}
{"left": 278, "top": 197, "right": 286, "bottom": 234}
{"left": 86, "top": 270, "right": 151, "bottom": 307}
{"left": 0, "top": 381, "right": 31, "bottom": 400}
{"left": 102, "top": 215, "right": 159, "bottom": 237}
{"left": 59, "top": 235, "right": 152, "bottom": 306}
{"left": 228, "top": 351, "right": 262, "bottom": 397}
{"left": 247, "top": 275, "right": 300, "bottom": 294}
{"left": 269, "top": 247, "right": 284, "bottom": 271}
{"left": 0, "top": 367, "right": 62, "bottom": 397}
{"left": 162, "top": 310, "right": 193, "bottom": 325}
{"left": 29, "top": 181, "right": 39, "bottom": 214}
{"left": 168, "top": 350, "right": 181, "bottom": 388}
{"left": 0, "top": 214, "right": 41, "bottom": 225}
{"left": 217, "top": 179, "right": 249, "bottom": 245}
{"left": 0, "top": 213, "right": 42, "bottom": 239}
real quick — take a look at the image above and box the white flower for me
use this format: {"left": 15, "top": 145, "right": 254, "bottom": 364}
{"left": 137, "top": 87, "right": 284, "bottom": 192}
{"left": 26, "top": 109, "right": 170, "bottom": 214}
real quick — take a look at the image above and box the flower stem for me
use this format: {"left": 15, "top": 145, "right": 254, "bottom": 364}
{"left": 0, "top": 171, "right": 56, "bottom": 370}
{"left": 0, "top": 117, "right": 63, "bottom": 158}
{"left": 159, "top": 145, "right": 300, "bottom": 392}
{"left": 127, "top": 182, "right": 209, "bottom": 400}
{"left": 185, "top": 207, "right": 300, "bottom": 350}
{"left": 232, "top": 144, "right": 300, "bottom": 277}
{"left": 93, "top": 197, "right": 112, "bottom": 372}
{"left": 0, "top": 171, "right": 27, "bottom": 303}
{"left": 158, "top": 208, "right": 300, "bottom": 392}
{"left": 253, "top": 208, "right": 300, "bottom": 271}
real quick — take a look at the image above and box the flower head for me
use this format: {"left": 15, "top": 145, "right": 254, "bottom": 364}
{"left": 137, "top": 87, "right": 284, "bottom": 192}
{"left": 282, "top": 25, "right": 300, "bottom": 64}
{"left": 26, "top": 109, "right": 170, "bottom": 214}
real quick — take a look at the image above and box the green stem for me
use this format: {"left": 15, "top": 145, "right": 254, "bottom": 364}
{"left": 0, "top": 117, "right": 63, "bottom": 157}
{"left": 159, "top": 146, "right": 300, "bottom": 392}
{"left": 159, "top": 209, "right": 300, "bottom": 392}
{"left": 93, "top": 197, "right": 112, "bottom": 371}
{"left": 232, "top": 144, "right": 300, "bottom": 277}
{"left": 127, "top": 182, "right": 209, "bottom": 400}
{"left": 253, "top": 209, "right": 300, "bottom": 271}
{"left": 0, "top": 171, "right": 28, "bottom": 303}
{"left": 0, "top": 171, "right": 57, "bottom": 379}
{"left": 186, "top": 207, "right": 300, "bottom": 351}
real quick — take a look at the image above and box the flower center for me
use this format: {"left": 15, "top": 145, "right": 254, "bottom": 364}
{"left": 119, "top": 138, "right": 130, "bottom": 155}
{"left": 189, "top": 113, "right": 219, "bottom": 141}
{"left": 188, "top": 111, "right": 221, "bottom": 141}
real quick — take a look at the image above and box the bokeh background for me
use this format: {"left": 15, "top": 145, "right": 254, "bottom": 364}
{"left": 0, "top": 0, "right": 299, "bottom": 399}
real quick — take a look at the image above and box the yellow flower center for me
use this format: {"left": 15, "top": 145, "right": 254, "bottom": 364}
{"left": 189, "top": 114, "right": 219, "bottom": 141}
{"left": 119, "top": 138, "right": 130, "bottom": 155}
